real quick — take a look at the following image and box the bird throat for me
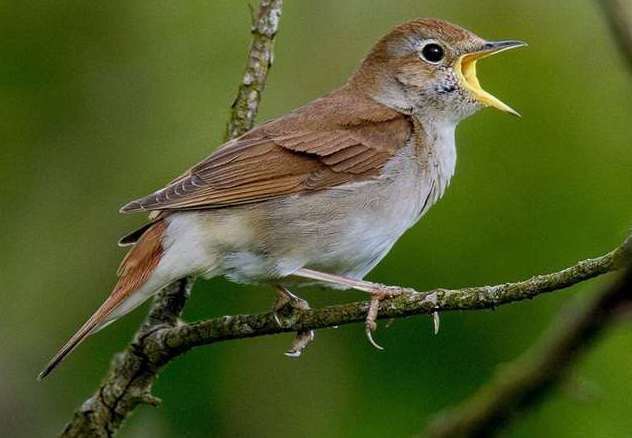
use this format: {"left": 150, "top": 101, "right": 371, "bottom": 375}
{"left": 411, "top": 116, "right": 457, "bottom": 200}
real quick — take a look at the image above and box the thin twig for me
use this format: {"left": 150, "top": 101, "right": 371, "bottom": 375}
{"left": 424, "top": 256, "right": 632, "bottom": 438}
{"left": 421, "top": 4, "right": 632, "bottom": 435}
{"left": 599, "top": 0, "right": 632, "bottom": 71}
{"left": 59, "top": 1, "right": 283, "bottom": 436}
{"left": 225, "top": 0, "right": 283, "bottom": 140}
{"left": 140, "top": 236, "right": 630, "bottom": 354}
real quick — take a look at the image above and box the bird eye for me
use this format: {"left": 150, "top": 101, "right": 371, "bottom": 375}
{"left": 421, "top": 43, "right": 445, "bottom": 63}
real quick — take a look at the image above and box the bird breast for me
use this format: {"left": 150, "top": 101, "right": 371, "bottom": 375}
{"left": 162, "top": 119, "right": 457, "bottom": 285}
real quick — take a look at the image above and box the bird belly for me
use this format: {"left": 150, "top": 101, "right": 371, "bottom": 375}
{"left": 232, "top": 149, "right": 438, "bottom": 285}
{"left": 270, "top": 174, "right": 431, "bottom": 282}
{"left": 161, "top": 143, "right": 452, "bottom": 287}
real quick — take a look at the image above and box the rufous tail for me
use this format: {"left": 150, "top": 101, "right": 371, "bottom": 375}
{"left": 38, "top": 221, "right": 166, "bottom": 381}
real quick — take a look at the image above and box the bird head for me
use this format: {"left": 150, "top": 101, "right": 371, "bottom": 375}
{"left": 351, "top": 18, "right": 526, "bottom": 121}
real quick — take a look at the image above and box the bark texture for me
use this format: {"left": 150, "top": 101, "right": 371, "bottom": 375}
{"left": 425, "top": 248, "right": 632, "bottom": 438}
{"left": 60, "top": 1, "right": 283, "bottom": 436}
{"left": 61, "top": 230, "right": 630, "bottom": 436}
{"left": 58, "top": 1, "right": 631, "bottom": 435}
{"left": 225, "top": 0, "right": 283, "bottom": 140}
{"left": 423, "top": 4, "right": 632, "bottom": 435}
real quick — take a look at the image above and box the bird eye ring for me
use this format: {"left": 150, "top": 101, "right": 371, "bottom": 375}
{"left": 420, "top": 43, "right": 445, "bottom": 64}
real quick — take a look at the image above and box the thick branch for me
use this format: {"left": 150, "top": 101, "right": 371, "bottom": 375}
{"left": 60, "top": 1, "right": 283, "bottom": 436}
{"left": 60, "top": 278, "right": 194, "bottom": 438}
{"left": 425, "top": 251, "right": 632, "bottom": 438}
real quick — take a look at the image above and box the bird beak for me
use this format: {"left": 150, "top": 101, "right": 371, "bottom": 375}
{"left": 455, "top": 40, "right": 527, "bottom": 117}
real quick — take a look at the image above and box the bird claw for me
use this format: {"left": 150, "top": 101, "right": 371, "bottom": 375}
{"left": 364, "top": 289, "right": 401, "bottom": 351}
{"left": 272, "top": 287, "right": 314, "bottom": 357}
{"left": 365, "top": 325, "right": 384, "bottom": 350}
{"left": 285, "top": 330, "right": 315, "bottom": 357}
{"left": 433, "top": 311, "right": 440, "bottom": 335}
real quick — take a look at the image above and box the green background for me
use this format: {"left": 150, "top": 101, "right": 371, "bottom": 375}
{"left": 1, "top": 0, "right": 631, "bottom": 436}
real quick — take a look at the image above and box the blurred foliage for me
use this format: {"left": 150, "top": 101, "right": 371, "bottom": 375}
{"left": 1, "top": 0, "right": 631, "bottom": 437}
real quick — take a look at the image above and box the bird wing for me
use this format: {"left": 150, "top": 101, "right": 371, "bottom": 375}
{"left": 120, "top": 88, "right": 412, "bottom": 213}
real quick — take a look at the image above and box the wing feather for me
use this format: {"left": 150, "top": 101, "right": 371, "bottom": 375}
{"left": 120, "top": 87, "right": 411, "bottom": 213}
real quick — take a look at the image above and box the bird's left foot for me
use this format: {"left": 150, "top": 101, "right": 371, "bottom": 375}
{"left": 272, "top": 286, "right": 310, "bottom": 325}
{"left": 364, "top": 286, "right": 403, "bottom": 350}
{"left": 272, "top": 286, "right": 314, "bottom": 357}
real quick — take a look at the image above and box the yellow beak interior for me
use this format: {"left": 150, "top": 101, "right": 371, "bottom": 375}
{"left": 455, "top": 43, "right": 525, "bottom": 117}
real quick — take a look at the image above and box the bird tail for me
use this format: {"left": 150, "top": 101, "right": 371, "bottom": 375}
{"left": 38, "top": 220, "right": 167, "bottom": 381}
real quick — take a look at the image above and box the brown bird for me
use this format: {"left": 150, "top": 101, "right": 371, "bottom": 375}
{"left": 39, "top": 18, "right": 525, "bottom": 379}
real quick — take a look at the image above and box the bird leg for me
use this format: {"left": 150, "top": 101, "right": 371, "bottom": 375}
{"left": 292, "top": 268, "right": 407, "bottom": 350}
{"left": 272, "top": 286, "right": 314, "bottom": 357}
{"left": 273, "top": 286, "right": 310, "bottom": 324}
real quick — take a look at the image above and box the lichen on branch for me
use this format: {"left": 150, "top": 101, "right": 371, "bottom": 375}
{"left": 59, "top": 1, "right": 284, "bottom": 436}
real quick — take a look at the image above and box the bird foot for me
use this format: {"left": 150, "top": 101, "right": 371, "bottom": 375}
{"left": 364, "top": 287, "right": 403, "bottom": 350}
{"left": 287, "top": 269, "right": 410, "bottom": 351}
{"left": 284, "top": 329, "right": 315, "bottom": 358}
{"left": 272, "top": 286, "right": 314, "bottom": 357}
{"left": 272, "top": 287, "right": 310, "bottom": 326}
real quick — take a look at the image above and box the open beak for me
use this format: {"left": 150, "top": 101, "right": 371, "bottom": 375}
{"left": 455, "top": 40, "right": 527, "bottom": 117}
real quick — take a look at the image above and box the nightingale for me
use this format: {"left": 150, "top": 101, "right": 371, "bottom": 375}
{"left": 39, "top": 18, "right": 525, "bottom": 379}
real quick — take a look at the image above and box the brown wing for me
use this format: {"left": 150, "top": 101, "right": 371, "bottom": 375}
{"left": 120, "top": 87, "right": 412, "bottom": 213}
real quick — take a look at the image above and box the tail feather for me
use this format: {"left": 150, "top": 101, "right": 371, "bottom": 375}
{"left": 38, "top": 221, "right": 166, "bottom": 381}
{"left": 37, "top": 291, "right": 129, "bottom": 380}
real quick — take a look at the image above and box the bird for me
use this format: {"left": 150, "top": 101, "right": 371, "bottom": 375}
{"left": 39, "top": 18, "right": 525, "bottom": 380}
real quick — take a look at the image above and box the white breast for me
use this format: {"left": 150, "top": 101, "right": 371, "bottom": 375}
{"left": 418, "top": 118, "right": 457, "bottom": 202}
{"left": 160, "top": 118, "right": 458, "bottom": 286}
{"left": 267, "top": 118, "right": 458, "bottom": 281}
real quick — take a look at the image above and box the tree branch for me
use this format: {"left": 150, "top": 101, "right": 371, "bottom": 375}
{"left": 424, "top": 246, "right": 632, "bottom": 438}
{"left": 58, "top": 2, "right": 629, "bottom": 435}
{"left": 59, "top": 1, "right": 283, "bottom": 436}
{"left": 58, "top": 228, "right": 631, "bottom": 436}
{"left": 225, "top": 0, "right": 283, "bottom": 140}
{"left": 60, "top": 278, "right": 194, "bottom": 438}
{"left": 421, "top": 4, "right": 632, "bottom": 435}
{"left": 133, "top": 235, "right": 631, "bottom": 355}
